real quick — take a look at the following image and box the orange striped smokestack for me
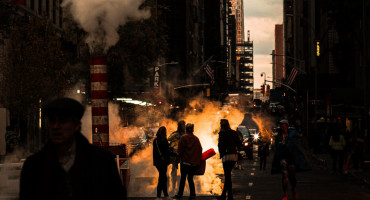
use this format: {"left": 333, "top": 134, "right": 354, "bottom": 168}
{"left": 90, "top": 55, "right": 109, "bottom": 146}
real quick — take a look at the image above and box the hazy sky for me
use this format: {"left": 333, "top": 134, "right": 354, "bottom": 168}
{"left": 243, "top": 0, "right": 283, "bottom": 88}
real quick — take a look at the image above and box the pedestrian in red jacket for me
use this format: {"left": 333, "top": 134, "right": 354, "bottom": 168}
{"left": 173, "top": 123, "right": 202, "bottom": 200}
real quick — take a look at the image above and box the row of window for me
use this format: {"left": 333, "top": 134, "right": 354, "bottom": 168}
{"left": 240, "top": 79, "right": 253, "bottom": 83}
{"left": 25, "top": 0, "right": 63, "bottom": 28}
{"left": 241, "top": 86, "right": 254, "bottom": 90}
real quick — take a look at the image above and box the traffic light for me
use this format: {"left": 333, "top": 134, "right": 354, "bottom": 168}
{"left": 266, "top": 84, "right": 270, "bottom": 96}
{"left": 260, "top": 84, "right": 265, "bottom": 95}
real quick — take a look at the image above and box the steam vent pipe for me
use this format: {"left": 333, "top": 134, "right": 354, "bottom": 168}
{"left": 90, "top": 55, "right": 109, "bottom": 146}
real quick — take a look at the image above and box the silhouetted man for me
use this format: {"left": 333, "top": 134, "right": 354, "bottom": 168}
{"left": 19, "top": 97, "right": 126, "bottom": 200}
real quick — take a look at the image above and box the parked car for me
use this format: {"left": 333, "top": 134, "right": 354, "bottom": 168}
{"left": 236, "top": 125, "right": 254, "bottom": 160}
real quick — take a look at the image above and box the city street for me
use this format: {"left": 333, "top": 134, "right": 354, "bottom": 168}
{"left": 128, "top": 146, "right": 370, "bottom": 200}
{"left": 0, "top": 1, "right": 369, "bottom": 200}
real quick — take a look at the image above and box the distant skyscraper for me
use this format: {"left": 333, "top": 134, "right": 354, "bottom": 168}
{"left": 229, "top": 0, "right": 245, "bottom": 45}
{"left": 237, "top": 32, "right": 254, "bottom": 95}
{"left": 274, "top": 24, "right": 284, "bottom": 87}
{"left": 230, "top": 0, "right": 253, "bottom": 95}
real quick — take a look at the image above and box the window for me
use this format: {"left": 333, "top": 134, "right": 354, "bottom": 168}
{"left": 192, "top": 6, "right": 198, "bottom": 22}
{"left": 38, "top": 0, "right": 42, "bottom": 14}
{"left": 30, "top": 0, "right": 34, "bottom": 10}
{"left": 59, "top": 5, "right": 63, "bottom": 28}
{"left": 46, "top": 0, "right": 49, "bottom": 16}
{"left": 53, "top": 0, "right": 56, "bottom": 24}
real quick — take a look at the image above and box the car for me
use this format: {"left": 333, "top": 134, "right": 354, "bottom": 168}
{"left": 236, "top": 125, "right": 254, "bottom": 160}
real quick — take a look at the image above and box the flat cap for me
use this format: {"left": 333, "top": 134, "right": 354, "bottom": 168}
{"left": 43, "top": 97, "right": 85, "bottom": 120}
{"left": 279, "top": 119, "right": 289, "bottom": 125}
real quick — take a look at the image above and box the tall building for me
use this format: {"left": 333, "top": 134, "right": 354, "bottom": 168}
{"left": 228, "top": 0, "right": 254, "bottom": 96}
{"left": 225, "top": 0, "right": 237, "bottom": 84}
{"left": 283, "top": 0, "right": 369, "bottom": 142}
{"left": 229, "top": 0, "right": 245, "bottom": 45}
{"left": 237, "top": 31, "right": 253, "bottom": 95}
{"left": 274, "top": 24, "right": 284, "bottom": 88}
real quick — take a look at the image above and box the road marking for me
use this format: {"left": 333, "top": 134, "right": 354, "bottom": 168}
{"left": 246, "top": 195, "right": 252, "bottom": 199}
{"left": 251, "top": 172, "right": 255, "bottom": 176}
{"left": 248, "top": 182, "right": 254, "bottom": 187}
{"left": 252, "top": 168, "right": 256, "bottom": 171}
{"left": 253, "top": 162, "right": 257, "bottom": 166}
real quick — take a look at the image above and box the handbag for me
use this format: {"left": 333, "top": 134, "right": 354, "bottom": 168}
{"left": 195, "top": 160, "right": 206, "bottom": 175}
{"left": 222, "top": 153, "right": 238, "bottom": 162}
{"left": 195, "top": 148, "right": 216, "bottom": 176}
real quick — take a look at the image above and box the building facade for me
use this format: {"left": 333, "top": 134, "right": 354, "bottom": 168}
{"left": 283, "top": 0, "right": 369, "bottom": 147}
{"left": 274, "top": 24, "right": 284, "bottom": 88}
{"left": 18, "top": 0, "right": 64, "bottom": 29}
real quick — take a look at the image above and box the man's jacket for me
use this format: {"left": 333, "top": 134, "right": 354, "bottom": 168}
{"left": 176, "top": 132, "right": 202, "bottom": 165}
{"left": 19, "top": 133, "right": 126, "bottom": 200}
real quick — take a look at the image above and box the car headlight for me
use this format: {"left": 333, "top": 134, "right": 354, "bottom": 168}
{"left": 253, "top": 134, "right": 259, "bottom": 140}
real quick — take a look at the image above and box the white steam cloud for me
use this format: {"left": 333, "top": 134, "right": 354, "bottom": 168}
{"left": 61, "top": 0, "right": 151, "bottom": 53}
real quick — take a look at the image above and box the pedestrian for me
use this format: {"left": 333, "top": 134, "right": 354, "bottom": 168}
{"left": 19, "top": 97, "right": 126, "bottom": 200}
{"left": 351, "top": 129, "right": 365, "bottom": 170}
{"left": 153, "top": 126, "right": 171, "bottom": 200}
{"left": 217, "top": 119, "right": 243, "bottom": 200}
{"left": 258, "top": 138, "right": 269, "bottom": 170}
{"left": 173, "top": 123, "right": 202, "bottom": 200}
{"left": 329, "top": 127, "right": 346, "bottom": 174}
{"left": 271, "top": 119, "right": 311, "bottom": 200}
{"left": 168, "top": 120, "right": 186, "bottom": 193}
{"left": 5, "top": 125, "right": 21, "bottom": 154}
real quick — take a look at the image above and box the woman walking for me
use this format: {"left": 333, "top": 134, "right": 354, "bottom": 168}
{"left": 153, "top": 127, "right": 171, "bottom": 200}
{"left": 218, "top": 119, "right": 242, "bottom": 200}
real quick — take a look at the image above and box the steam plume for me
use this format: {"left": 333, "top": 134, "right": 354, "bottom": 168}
{"left": 61, "top": 0, "right": 151, "bottom": 53}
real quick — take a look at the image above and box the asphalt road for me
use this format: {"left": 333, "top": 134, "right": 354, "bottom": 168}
{"left": 128, "top": 145, "right": 370, "bottom": 200}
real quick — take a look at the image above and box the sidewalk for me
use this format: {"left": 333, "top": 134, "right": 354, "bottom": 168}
{"left": 310, "top": 151, "right": 370, "bottom": 186}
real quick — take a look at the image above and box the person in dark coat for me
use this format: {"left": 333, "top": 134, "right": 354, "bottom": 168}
{"left": 173, "top": 123, "right": 202, "bottom": 200}
{"left": 271, "top": 119, "right": 311, "bottom": 200}
{"left": 5, "top": 125, "right": 21, "bottom": 157}
{"left": 258, "top": 138, "right": 270, "bottom": 170}
{"left": 19, "top": 97, "right": 126, "bottom": 200}
{"left": 153, "top": 126, "right": 170, "bottom": 199}
{"left": 168, "top": 120, "right": 186, "bottom": 193}
{"left": 217, "top": 119, "right": 242, "bottom": 200}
